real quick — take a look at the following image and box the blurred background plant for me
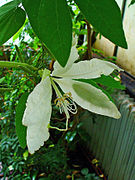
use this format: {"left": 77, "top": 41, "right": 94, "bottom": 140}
{"left": 0, "top": 1, "right": 125, "bottom": 179}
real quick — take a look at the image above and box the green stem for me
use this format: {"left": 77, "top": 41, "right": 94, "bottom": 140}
{"left": 0, "top": 88, "right": 13, "bottom": 92}
{"left": 15, "top": 45, "right": 25, "bottom": 63}
{"left": 0, "top": 61, "right": 38, "bottom": 71}
{"left": 51, "top": 78, "right": 61, "bottom": 97}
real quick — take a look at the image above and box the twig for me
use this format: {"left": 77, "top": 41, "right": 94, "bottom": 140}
{"left": 85, "top": 20, "right": 92, "bottom": 59}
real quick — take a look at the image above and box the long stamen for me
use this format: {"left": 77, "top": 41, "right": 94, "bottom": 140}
{"left": 50, "top": 78, "right": 77, "bottom": 131}
{"left": 50, "top": 78, "right": 70, "bottom": 131}
{"left": 64, "top": 98, "right": 77, "bottom": 114}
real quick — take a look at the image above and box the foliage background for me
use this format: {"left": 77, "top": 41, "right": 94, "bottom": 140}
{"left": 0, "top": 0, "right": 127, "bottom": 179}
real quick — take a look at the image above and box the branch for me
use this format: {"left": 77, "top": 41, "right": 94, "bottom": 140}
{"left": 85, "top": 20, "right": 92, "bottom": 59}
{"left": 0, "top": 61, "right": 38, "bottom": 71}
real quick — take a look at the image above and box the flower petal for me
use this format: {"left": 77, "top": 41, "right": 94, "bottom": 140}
{"left": 54, "top": 78, "right": 121, "bottom": 119}
{"left": 53, "top": 58, "right": 122, "bottom": 79}
{"left": 52, "top": 44, "right": 79, "bottom": 76}
{"left": 22, "top": 77, "right": 52, "bottom": 154}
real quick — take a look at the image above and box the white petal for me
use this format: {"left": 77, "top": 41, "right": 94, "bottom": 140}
{"left": 52, "top": 45, "right": 79, "bottom": 76}
{"left": 54, "top": 78, "right": 121, "bottom": 119}
{"left": 22, "top": 77, "right": 52, "bottom": 154}
{"left": 53, "top": 58, "right": 122, "bottom": 79}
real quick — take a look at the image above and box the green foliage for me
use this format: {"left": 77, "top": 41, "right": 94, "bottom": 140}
{"left": 0, "top": 134, "right": 30, "bottom": 179}
{"left": 0, "top": 0, "right": 21, "bottom": 16}
{"left": 75, "top": 71, "right": 125, "bottom": 103}
{"left": 129, "top": 0, "right": 135, "bottom": 6}
{"left": 0, "top": 63, "right": 35, "bottom": 179}
{"left": 93, "top": 74, "right": 125, "bottom": 91}
{"left": 79, "top": 168, "right": 101, "bottom": 180}
{"left": 23, "top": 0, "right": 72, "bottom": 67}
{"left": 15, "top": 45, "right": 25, "bottom": 63}
{"left": 0, "top": 1, "right": 127, "bottom": 179}
{"left": 0, "top": 1, "right": 26, "bottom": 45}
{"left": 74, "top": 0, "right": 127, "bottom": 49}
{"left": 15, "top": 93, "right": 29, "bottom": 149}
{"left": 27, "top": 142, "right": 69, "bottom": 179}
{"left": 0, "top": 0, "right": 127, "bottom": 65}
{"left": 0, "top": 77, "right": 5, "bottom": 83}
{"left": 81, "top": 168, "right": 89, "bottom": 176}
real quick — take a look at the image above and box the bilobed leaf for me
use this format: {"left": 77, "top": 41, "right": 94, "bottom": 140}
{"left": 93, "top": 74, "right": 125, "bottom": 90}
{"left": 15, "top": 93, "right": 29, "bottom": 149}
{"left": 0, "top": 7, "right": 26, "bottom": 45}
{"left": 74, "top": 0, "right": 127, "bottom": 49}
{"left": 23, "top": 0, "right": 72, "bottom": 67}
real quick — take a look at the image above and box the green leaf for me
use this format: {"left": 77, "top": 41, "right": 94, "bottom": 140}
{"left": 13, "top": 21, "right": 25, "bottom": 42}
{"left": 0, "top": 0, "right": 21, "bottom": 17}
{"left": 75, "top": 0, "right": 127, "bottom": 49}
{"left": 0, "top": 77, "right": 5, "bottom": 84}
{"left": 0, "top": 7, "right": 26, "bottom": 45}
{"left": 65, "top": 131, "right": 77, "bottom": 142}
{"left": 15, "top": 93, "right": 29, "bottom": 149}
{"left": 129, "top": 0, "right": 135, "bottom": 6}
{"left": 81, "top": 168, "right": 89, "bottom": 176}
{"left": 93, "top": 74, "right": 125, "bottom": 90}
{"left": 23, "top": 0, "right": 72, "bottom": 67}
{"left": 15, "top": 0, "right": 22, "bottom": 4}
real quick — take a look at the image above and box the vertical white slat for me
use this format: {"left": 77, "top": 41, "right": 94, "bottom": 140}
{"left": 123, "top": 112, "right": 135, "bottom": 180}
{"left": 92, "top": 116, "right": 103, "bottom": 155}
{"left": 99, "top": 118, "right": 113, "bottom": 164}
{"left": 102, "top": 117, "right": 120, "bottom": 172}
{"left": 82, "top": 91, "right": 135, "bottom": 180}
{"left": 80, "top": 111, "right": 94, "bottom": 148}
{"left": 125, "top": 143, "right": 135, "bottom": 180}
{"left": 102, "top": 93, "right": 128, "bottom": 173}
{"left": 92, "top": 115, "right": 104, "bottom": 154}
{"left": 92, "top": 116, "right": 108, "bottom": 159}
{"left": 108, "top": 103, "right": 130, "bottom": 180}
{"left": 110, "top": 104, "right": 131, "bottom": 179}
{"left": 129, "top": 162, "right": 135, "bottom": 180}
{"left": 117, "top": 110, "right": 135, "bottom": 179}
{"left": 95, "top": 116, "right": 108, "bottom": 159}
{"left": 87, "top": 114, "right": 104, "bottom": 157}
{"left": 90, "top": 115, "right": 101, "bottom": 154}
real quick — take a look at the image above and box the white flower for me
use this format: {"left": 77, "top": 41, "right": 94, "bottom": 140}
{"left": 22, "top": 40, "right": 121, "bottom": 154}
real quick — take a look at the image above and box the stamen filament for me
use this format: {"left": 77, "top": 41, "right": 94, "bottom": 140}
{"left": 50, "top": 78, "right": 70, "bottom": 131}
{"left": 50, "top": 77, "right": 77, "bottom": 131}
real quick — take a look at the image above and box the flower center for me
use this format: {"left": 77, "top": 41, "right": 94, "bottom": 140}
{"left": 54, "top": 92, "right": 77, "bottom": 115}
{"left": 50, "top": 78, "right": 77, "bottom": 131}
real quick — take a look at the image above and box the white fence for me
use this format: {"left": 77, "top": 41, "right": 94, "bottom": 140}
{"left": 82, "top": 91, "right": 135, "bottom": 180}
